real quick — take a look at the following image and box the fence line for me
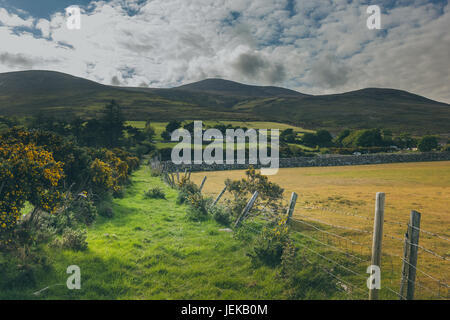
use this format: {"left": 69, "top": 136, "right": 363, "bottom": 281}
{"left": 290, "top": 217, "right": 369, "bottom": 248}
{"left": 291, "top": 228, "right": 367, "bottom": 263}
{"left": 303, "top": 257, "right": 367, "bottom": 298}
{"left": 156, "top": 162, "right": 447, "bottom": 300}
{"left": 300, "top": 204, "right": 450, "bottom": 243}
{"left": 296, "top": 241, "right": 367, "bottom": 280}
{"left": 294, "top": 214, "right": 373, "bottom": 235}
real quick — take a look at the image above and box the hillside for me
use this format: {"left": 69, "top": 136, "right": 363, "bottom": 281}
{"left": 0, "top": 70, "right": 449, "bottom": 134}
{"left": 175, "top": 78, "right": 308, "bottom": 98}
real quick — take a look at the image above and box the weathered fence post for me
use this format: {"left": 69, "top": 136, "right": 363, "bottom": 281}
{"left": 369, "top": 192, "right": 385, "bottom": 300}
{"left": 286, "top": 192, "right": 298, "bottom": 225}
{"left": 187, "top": 170, "right": 191, "bottom": 181}
{"left": 234, "top": 191, "right": 259, "bottom": 228}
{"left": 199, "top": 176, "right": 207, "bottom": 193}
{"left": 399, "top": 210, "right": 421, "bottom": 300}
{"left": 184, "top": 168, "right": 188, "bottom": 180}
{"left": 176, "top": 170, "right": 180, "bottom": 183}
{"left": 170, "top": 173, "right": 176, "bottom": 187}
{"left": 211, "top": 185, "right": 227, "bottom": 208}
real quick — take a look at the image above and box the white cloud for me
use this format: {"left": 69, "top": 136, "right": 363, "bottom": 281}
{"left": 0, "top": 0, "right": 448, "bottom": 103}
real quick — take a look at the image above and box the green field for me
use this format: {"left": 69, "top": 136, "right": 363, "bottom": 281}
{"left": 1, "top": 166, "right": 360, "bottom": 300}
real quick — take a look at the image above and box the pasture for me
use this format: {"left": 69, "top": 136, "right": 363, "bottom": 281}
{"left": 191, "top": 161, "right": 450, "bottom": 299}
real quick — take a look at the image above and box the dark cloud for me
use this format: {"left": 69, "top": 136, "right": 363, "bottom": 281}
{"left": 111, "top": 76, "right": 121, "bottom": 86}
{"left": 232, "top": 52, "right": 286, "bottom": 84}
{"left": 310, "top": 55, "right": 351, "bottom": 88}
{"left": 0, "top": 52, "right": 36, "bottom": 68}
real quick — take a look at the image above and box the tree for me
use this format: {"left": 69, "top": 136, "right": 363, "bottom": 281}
{"left": 161, "top": 120, "right": 182, "bottom": 141}
{"left": 100, "top": 100, "right": 125, "bottom": 147}
{"left": 342, "top": 129, "right": 383, "bottom": 147}
{"left": 280, "top": 129, "right": 296, "bottom": 143}
{"left": 335, "top": 129, "right": 351, "bottom": 146}
{"left": 418, "top": 136, "right": 438, "bottom": 152}
{"left": 315, "top": 130, "right": 333, "bottom": 147}
{"left": 393, "top": 133, "right": 417, "bottom": 149}
{"left": 301, "top": 132, "right": 318, "bottom": 147}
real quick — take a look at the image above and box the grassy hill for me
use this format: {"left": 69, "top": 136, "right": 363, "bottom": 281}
{"left": 1, "top": 70, "right": 449, "bottom": 134}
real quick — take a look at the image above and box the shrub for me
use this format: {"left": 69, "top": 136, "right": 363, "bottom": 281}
{"left": 145, "top": 186, "right": 166, "bottom": 199}
{"left": 442, "top": 144, "right": 450, "bottom": 152}
{"left": 247, "top": 218, "right": 290, "bottom": 267}
{"left": 70, "top": 198, "right": 98, "bottom": 226}
{"left": 97, "top": 202, "right": 114, "bottom": 218}
{"left": 209, "top": 204, "right": 232, "bottom": 226}
{"left": 418, "top": 135, "right": 438, "bottom": 152}
{"left": 185, "top": 193, "right": 211, "bottom": 221}
{"left": 52, "top": 229, "right": 88, "bottom": 251}
{"left": 176, "top": 180, "right": 200, "bottom": 204}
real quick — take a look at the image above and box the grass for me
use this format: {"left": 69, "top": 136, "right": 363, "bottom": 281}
{"left": 1, "top": 167, "right": 294, "bottom": 300}
{"left": 191, "top": 161, "right": 450, "bottom": 299}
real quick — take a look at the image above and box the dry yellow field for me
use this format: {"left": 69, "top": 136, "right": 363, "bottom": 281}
{"left": 191, "top": 161, "right": 450, "bottom": 299}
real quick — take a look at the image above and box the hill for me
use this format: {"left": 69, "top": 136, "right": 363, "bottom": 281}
{"left": 0, "top": 70, "right": 449, "bottom": 134}
{"left": 175, "top": 78, "right": 308, "bottom": 98}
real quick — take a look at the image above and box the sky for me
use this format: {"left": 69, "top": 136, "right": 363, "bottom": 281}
{"left": 0, "top": 0, "right": 449, "bottom": 103}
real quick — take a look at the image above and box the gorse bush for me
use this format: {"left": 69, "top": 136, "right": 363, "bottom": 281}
{"left": 185, "top": 193, "right": 211, "bottom": 222}
{"left": 209, "top": 204, "right": 232, "bottom": 226}
{"left": 145, "top": 186, "right": 166, "bottom": 199}
{"left": 224, "top": 166, "right": 284, "bottom": 217}
{"left": 247, "top": 217, "right": 290, "bottom": 267}
{"left": 176, "top": 180, "right": 200, "bottom": 205}
{"left": 51, "top": 229, "right": 88, "bottom": 251}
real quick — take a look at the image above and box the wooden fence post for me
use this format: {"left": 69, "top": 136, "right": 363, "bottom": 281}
{"left": 211, "top": 186, "right": 227, "bottom": 208}
{"left": 187, "top": 170, "right": 191, "bottom": 181}
{"left": 286, "top": 192, "right": 298, "bottom": 225}
{"left": 234, "top": 191, "right": 259, "bottom": 228}
{"left": 369, "top": 192, "right": 385, "bottom": 300}
{"left": 176, "top": 170, "right": 180, "bottom": 184}
{"left": 199, "top": 176, "right": 207, "bottom": 193}
{"left": 399, "top": 210, "right": 421, "bottom": 300}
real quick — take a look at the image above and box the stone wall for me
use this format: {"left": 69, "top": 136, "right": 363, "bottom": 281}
{"left": 161, "top": 152, "right": 450, "bottom": 172}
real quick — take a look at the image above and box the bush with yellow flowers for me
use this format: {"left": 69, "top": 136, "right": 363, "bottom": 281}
{"left": 0, "top": 141, "right": 63, "bottom": 235}
{"left": 247, "top": 216, "right": 291, "bottom": 267}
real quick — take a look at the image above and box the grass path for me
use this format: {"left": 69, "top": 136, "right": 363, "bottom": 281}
{"left": 3, "top": 166, "right": 287, "bottom": 299}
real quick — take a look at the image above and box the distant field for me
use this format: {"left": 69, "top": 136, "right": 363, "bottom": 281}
{"left": 191, "top": 161, "right": 450, "bottom": 299}
{"left": 128, "top": 121, "right": 315, "bottom": 150}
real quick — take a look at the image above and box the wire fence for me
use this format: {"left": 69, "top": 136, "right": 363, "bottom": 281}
{"left": 162, "top": 168, "right": 449, "bottom": 300}
{"left": 245, "top": 195, "right": 449, "bottom": 300}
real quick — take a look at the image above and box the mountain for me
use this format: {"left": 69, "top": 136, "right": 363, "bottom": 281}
{"left": 175, "top": 78, "right": 308, "bottom": 98}
{"left": 0, "top": 70, "right": 449, "bottom": 134}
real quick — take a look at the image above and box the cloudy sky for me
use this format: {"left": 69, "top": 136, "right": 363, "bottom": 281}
{"left": 0, "top": 0, "right": 449, "bottom": 102}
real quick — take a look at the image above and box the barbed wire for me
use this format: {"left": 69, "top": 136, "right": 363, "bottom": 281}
{"left": 405, "top": 277, "right": 447, "bottom": 300}
{"left": 410, "top": 225, "right": 450, "bottom": 243}
{"left": 300, "top": 204, "right": 450, "bottom": 243}
{"left": 396, "top": 255, "right": 450, "bottom": 288}
{"left": 290, "top": 228, "right": 367, "bottom": 263}
{"left": 296, "top": 241, "right": 367, "bottom": 281}
{"left": 299, "top": 205, "right": 371, "bottom": 221}
{"left": 384, "top": 286, "right": 407, "bottom": 300}
{"left": 303, "top": 257, "right": 367, "bottom": 298}
{"left": 294, "top": 214, "right": 373, "bottom": 235}
{"left": 289, "top": 217, "right": 369, "bottom": 248}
